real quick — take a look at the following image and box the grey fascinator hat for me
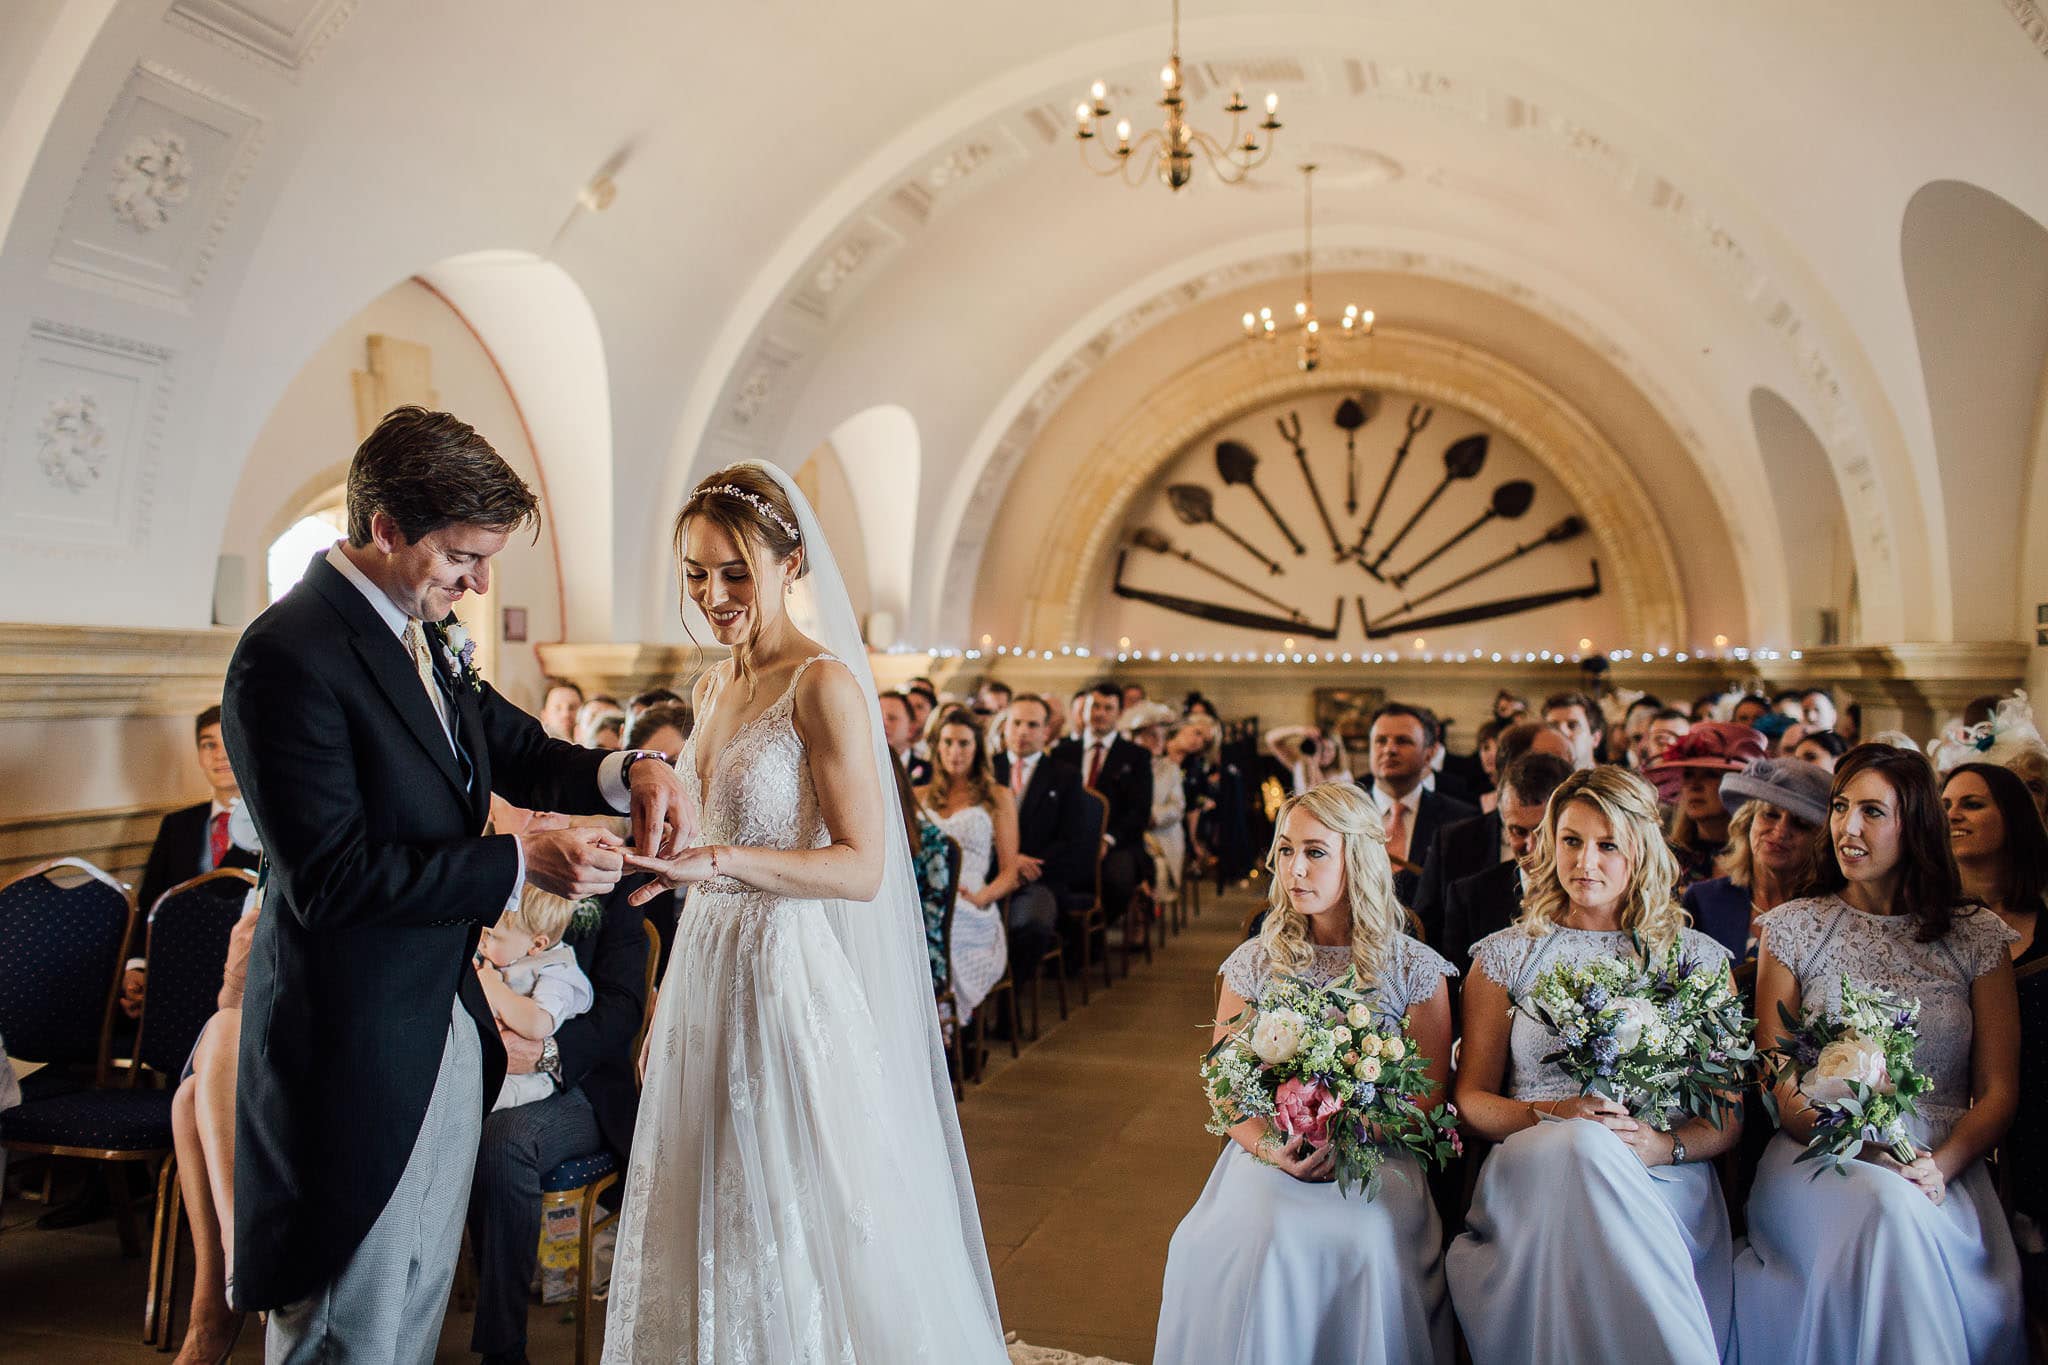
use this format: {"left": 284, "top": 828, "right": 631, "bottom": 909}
{"left": 1718, "top": 757, "right": 1832, "bottom": 828}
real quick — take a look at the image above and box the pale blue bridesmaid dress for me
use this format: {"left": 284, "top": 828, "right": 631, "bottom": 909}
{"left": 1734, "top": 896, "right": 2023, "bottom": 1364}
{"left": 1154, "top": 934, "right": 1458, "bottom": 1365}
{"left": 1445, "top": 925, "right": 1736, "bottom": 1365}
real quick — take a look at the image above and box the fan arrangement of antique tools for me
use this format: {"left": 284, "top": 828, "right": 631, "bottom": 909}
{"left": 1124, "top": 396, "right": 1604, "bottom": 639}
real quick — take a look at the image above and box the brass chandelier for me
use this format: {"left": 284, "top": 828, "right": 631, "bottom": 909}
{"left": 1073, "top": 0, "right": 1281, "bottom": 191}
{"left": 1241, "top": 163, "right": 1372, "bottom": 371}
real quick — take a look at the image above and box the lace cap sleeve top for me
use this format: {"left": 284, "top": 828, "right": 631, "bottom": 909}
{"left": 1218, "top": 933, "right": 1456, "bottom": 1024}
{"left": 1469, "top": 923, "right": 1734, "bottom": 1102}
{"left": 1757, "top": 894, "right": 2017, "bottom": 1122}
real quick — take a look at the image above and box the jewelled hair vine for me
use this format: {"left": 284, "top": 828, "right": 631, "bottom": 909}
{"left": 700, "top": 484, "right": 799, "bottom": 543}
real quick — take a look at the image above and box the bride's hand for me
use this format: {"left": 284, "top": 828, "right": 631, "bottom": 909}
{"left": 622, "top": 847, "right": 720, "bottom": 903}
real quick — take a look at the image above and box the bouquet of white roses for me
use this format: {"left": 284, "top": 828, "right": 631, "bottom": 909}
{"left": 1525, "top": 936, "right": 1755, "bottom": 1129}
{"left": 1762, "top": 979, "right": 1929, "bottom": 1172}
{"left": 1202, "top": 966, "right": 1460, "bottom": 1199}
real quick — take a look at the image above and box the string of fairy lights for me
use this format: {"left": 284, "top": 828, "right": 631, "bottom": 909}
{"left": 880, "top": 638, "right": 1806, "bottom": 668}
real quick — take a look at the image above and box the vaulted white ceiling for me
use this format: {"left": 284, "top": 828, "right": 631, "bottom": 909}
{"left": 3, "top": 0, "right": 2045, "bottom": 652}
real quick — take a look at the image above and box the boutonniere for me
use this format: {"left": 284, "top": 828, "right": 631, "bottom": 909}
{"left": 566, "top": 895, "right": 605, "bottom": 942}
{"left": 430, "top": 616, "right": 484, "bottom": 693}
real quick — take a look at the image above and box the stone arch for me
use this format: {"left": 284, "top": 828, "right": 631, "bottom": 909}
{"left": 821, "top": 403, "right": 922, "bottom": 646}
{"left": 1901, "top": 180, "right": 2048, "bottom": 641}
{"left": 1747, "top": 388, "right": 1857, "bottom": 646}
{"left": 1024, "top": 329, "right": 1687, "bottom": 648}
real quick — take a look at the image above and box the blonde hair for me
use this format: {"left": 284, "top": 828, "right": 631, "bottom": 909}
{"left": 1710, "top": 800, "right": 1759, "bottom": 890}
{"left": 504, "top": 884, "right": 580, "bottom": 947}
{"left": 1519, "top": 766, "right": 1686, "bottom": 954}
{"left": 674, "top": 464, "right": 805, "bottom": 690}
{"left": 1257, "top": 782, "right": 1407, "bottom": 991}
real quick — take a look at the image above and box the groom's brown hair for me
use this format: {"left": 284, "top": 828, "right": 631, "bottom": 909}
{"left": 345, "top": 405, "right": 539, "bottom": 546}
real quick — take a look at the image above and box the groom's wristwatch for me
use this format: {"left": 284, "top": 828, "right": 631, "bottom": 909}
{"left": 539, "top": 1037, "right": 562, "bottom": 1085}
{"left": 620, "top": 749, "right": 670, "bottom": 782}
{"left": 1668, "top": 1135, "right": 1687, "bottom": 1165}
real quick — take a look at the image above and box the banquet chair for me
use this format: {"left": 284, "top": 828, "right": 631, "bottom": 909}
{"left": 6, "top": 867, "right": 246, "bottom": 1274}
{"left": 1065, "top": 791, "right": 1113, "bottom": 1004}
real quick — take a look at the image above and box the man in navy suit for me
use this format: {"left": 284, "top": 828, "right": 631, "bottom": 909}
{"left": 992, "top": 694, "right": 1093, "bottom": 981}
{"left": 1049, "top": 682, "right": 1153, "bottom": 924}
{"left": 1365, "top": 703, "right": 1476, "bottom": 915}
{"left": 223, "top": 407, "right": 687, "bottom": 1362}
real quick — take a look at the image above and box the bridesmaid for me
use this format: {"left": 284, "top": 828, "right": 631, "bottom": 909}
{"left": 1155, "top": 781, "right": 1456, "bottom": 1365}
{"left": 1447, "top": 766, "right": 1740, "bottom": 1365}
{"left": 1736, "top": 745, "right": 2023, "bottom": 1363}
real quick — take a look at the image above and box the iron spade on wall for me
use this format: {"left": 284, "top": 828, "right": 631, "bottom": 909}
{"left": 1214, "top": 441, "right": 1305, "bottom": 556}
{"left": 1167, "top": 483, "right": 1285, "bottom": 576}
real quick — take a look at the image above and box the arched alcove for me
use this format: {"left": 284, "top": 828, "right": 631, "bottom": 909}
{"left": 823, "top": 403, "right": 922, "bottom": 645}
{"left": 1747, "top": 388, "right": 1857, "bottom": 646}
{"left": 1901, "top": 180, "right": 2048, "bottom": 640}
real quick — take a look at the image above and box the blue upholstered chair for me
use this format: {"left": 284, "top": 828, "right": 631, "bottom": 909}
{"left": 5, "top": 867, "right": 249, "bottom": 1280}
{"left": 0, "top": 857, "right": 134, "bottom": 1088}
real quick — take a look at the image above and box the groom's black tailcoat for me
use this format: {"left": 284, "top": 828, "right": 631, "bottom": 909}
{"left": 222, "top": 553, "right": 612, "bottom": 1310}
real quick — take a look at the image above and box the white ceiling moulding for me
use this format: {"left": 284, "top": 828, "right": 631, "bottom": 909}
{"left": 1, "top": 319, "right": 174, "bottom": 562}
{"left": 164, "top": 0, "right": 359, "bottom": 79}
{"left": 47, "top": 60, "right": 265, "bottom": 310}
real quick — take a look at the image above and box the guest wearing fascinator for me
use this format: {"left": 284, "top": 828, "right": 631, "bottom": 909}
{"left": 1648, "top": 722, "right": 1768, "bottom": 894}
{"left": 1931, "top": 689, "right": 2048, "bottom": 823}
{"left": 1680, "top": 757, "right": 1831, "bottom": 965}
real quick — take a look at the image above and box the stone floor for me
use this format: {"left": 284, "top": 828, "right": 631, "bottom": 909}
{"left": 0, "top": 888, "right": 1250, "bottom": 1363}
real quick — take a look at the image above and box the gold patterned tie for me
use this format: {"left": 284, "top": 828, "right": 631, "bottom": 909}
{"left": 402, "top": 620, "right": 441, "bottom": 715}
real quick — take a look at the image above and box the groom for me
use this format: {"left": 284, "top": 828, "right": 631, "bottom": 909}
{"left": 222, "top": 406, "right": 686, "bottom": 1362}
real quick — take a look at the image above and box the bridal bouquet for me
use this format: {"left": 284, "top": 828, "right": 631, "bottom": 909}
{"left": 1526, "top": 937, "right": 1755, "bottom": 1129}
{"left": 1202, "top": 967, "right": 1460, "bottom": 1199}
{"left": 1762, "top": 979, "right": 1929, "bottom": 1172}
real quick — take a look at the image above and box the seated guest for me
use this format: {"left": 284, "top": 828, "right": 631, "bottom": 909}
{"left": 1680, "top": 758, "right": 1829, "bottom": 964}
{"left": 625, "top": 686, "right": 683, "bottom": 727}
{"left": 1619, "top": 694, "right": 1665, "bottom": 769}
{"left": 467, "top": 874, "right": 653, "bottom": 1365}
{"left": 1121, "top": 702, "right": 1188, "bottom": 892}
{"left": 991, "top": 694, "right": 1093, "bottom": 979}
{"left": 1930, "top": 688, "right": 2048, "bottom": 823}
{"left": 1470, "top": 717, "right": 1509, "bottom": 812}
{"left": 974, "top": 678, "right": 1013, "bottom": 717}
{"left": 1440, "top": 753, "right": 1573, "bottom": 979}
{"left": 1367, "top": 702, "right": 1478, "bottom": 915}
{"left": 1736, "top": 746, "right": 2022, "bottom": 1364}
{"left": 1183, "top": 692, "right": 1220, "bottom": 720}
{"left": 1768, "top": 688, "right": 1805, "bottom": 720}
{"left": 1121, "top": 682, "right": 1147, "bottom": 712}
{"left": 1412, "top": 717, "right": 1573, "bottom": 943}
{"left": 904, "top": 679, "right": 938, "bottom": 762}
{"left": 1491, "top": 688, "right": 1529, "bottom": 723}
{"left": 1690, "top": 692, "right": 1723, "bottom": 724}
{"left": 538, "top": 677, "right": 583, "bottom": 741}
{"left": 1799, "top": 687, "right": 1839, "bottom": 734}
{"left": 1541, "top": 690, "right": 1601, "bottom": 770}
{"left": 1449, "top": 767, "right": 1742, "bottom": 1363}
{"left": 123, "top": 706, "right": 257, "bottom": 1023}
{"left": 1637, "top": 707, "right": 1692, "bottom": 769}
{"left": 1791, "top": 727, "right": 1848, "bottom": 772}
{"left": 1052, "top": 681, "right": 1154, "bottom": 924}
{"left": 167, "top": 890, "right": 261, "bottom": 1363}
{"left": 880, "top": 690, "right": 932, "bottom": 785}
{"left": 619, "top": 705, "right": 688, "bottom": 974}
{"left": 917, "top": 706, "right": 1021, "bottom": 1025}
{"left": 1263, "top": 723, "right": 1354, "bottom": 792}
{"left": 895, "top": 760, "right": 953, "bottom": 991}
{"left": 1730, "top": 693, "right": 1771, "bottom": 728}
{"left": 1648, "top": 721, "right": 1766, "bottom": 892}
{"left": 573, "top": 700, "right": 625, "bottom": 749}
{"left": 1155, "top": 782, "right": 1457, "bottom": 1364}
{"left": 1752, "top": 710, "right": 1796, "bottom": 757}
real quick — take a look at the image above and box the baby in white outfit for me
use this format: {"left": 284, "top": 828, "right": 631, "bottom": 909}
{"left": 475, "top": 883, "right": 594, "bottom": 1112}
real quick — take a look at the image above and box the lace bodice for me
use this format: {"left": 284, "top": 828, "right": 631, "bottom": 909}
{"left": 1758, "top": 895, "right": 2015, "bottom": 1123}
{"left": 929, "top": 803, "right": 993, "bottom": 897}
{"left": 1472, "top": 925, "right": 1734, "bottom": 1102}
{"left": 681, "top": 655, "right": 838, "bottom": 891}
{"left": 1219, "top": 934, "right": 1456, "bottom": 1024}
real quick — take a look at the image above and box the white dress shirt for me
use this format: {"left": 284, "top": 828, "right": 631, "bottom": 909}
{"left": 324, "top": 545, "right": 633, "bottom": 900}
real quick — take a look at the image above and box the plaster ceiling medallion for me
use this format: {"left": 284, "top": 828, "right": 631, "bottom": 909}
{"left": 166, "top": 0, "right": 359, "bottom": 78}
{"left": 1250, "top": 143, "right": 1401, "bottom": 192}
{"left": 35, "top": 393, "right": 110, "bottom": 491}
{"left": 109, "top": 130, "right": 194, "bottom": 231}
{"left": 1239, "top": 164, "right": 1373, "bottom": 372}
{"left": 1073, "top": 0, "right": 1282, "bottom": 190}
{"left": 3, "top": 321, "right": 173, "bottom": 556}
{"left": 51, "top": 62, "right": 264, "bottom": 307}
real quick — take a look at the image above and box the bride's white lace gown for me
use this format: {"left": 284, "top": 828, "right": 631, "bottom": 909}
{"left": 602, "top": 654, "right": 1009, "bottom": 1364}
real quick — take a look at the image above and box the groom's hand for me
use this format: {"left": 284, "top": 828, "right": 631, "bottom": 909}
{"left": 628, "top": 757, "right": 692, "bottom": 858}
{"left": 519, "top": 825, "right": 625, "bottom": 898}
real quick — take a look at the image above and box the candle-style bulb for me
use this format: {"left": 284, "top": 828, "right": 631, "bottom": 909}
{"left": 1091, "top": 80, "right": 1106, "bottom": 101}
{"left": 1265, "top": 92, "right": 1279, "bottom": 113}
{"left": 1116, "top": 119, "right": 1132, "bottom": 142}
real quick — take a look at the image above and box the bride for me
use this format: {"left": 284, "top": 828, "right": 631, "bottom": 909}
{"left": 603, "top": 463, "right": 1009, "bottom": 1362}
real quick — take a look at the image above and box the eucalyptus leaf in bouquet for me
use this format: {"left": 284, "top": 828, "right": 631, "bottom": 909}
{"left": 1524, "top": 934, "right": 1755, "bottom": 1130}
{"left": 1202, "top": 966, "right": 1460, "bottom": 1199}
{"left": 1761, "top": 979, "right": 1930, "bottom": 1173}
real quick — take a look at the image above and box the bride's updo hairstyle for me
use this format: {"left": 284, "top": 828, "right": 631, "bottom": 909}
{"left": 1257, "top": 781, "right": 1406, "bottom": 991}
{"left": 1518, "top": 765, "right": 1684, "bottom": 953}
{"left": 674, "top": 464, "right": 805, "bottom": 681}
